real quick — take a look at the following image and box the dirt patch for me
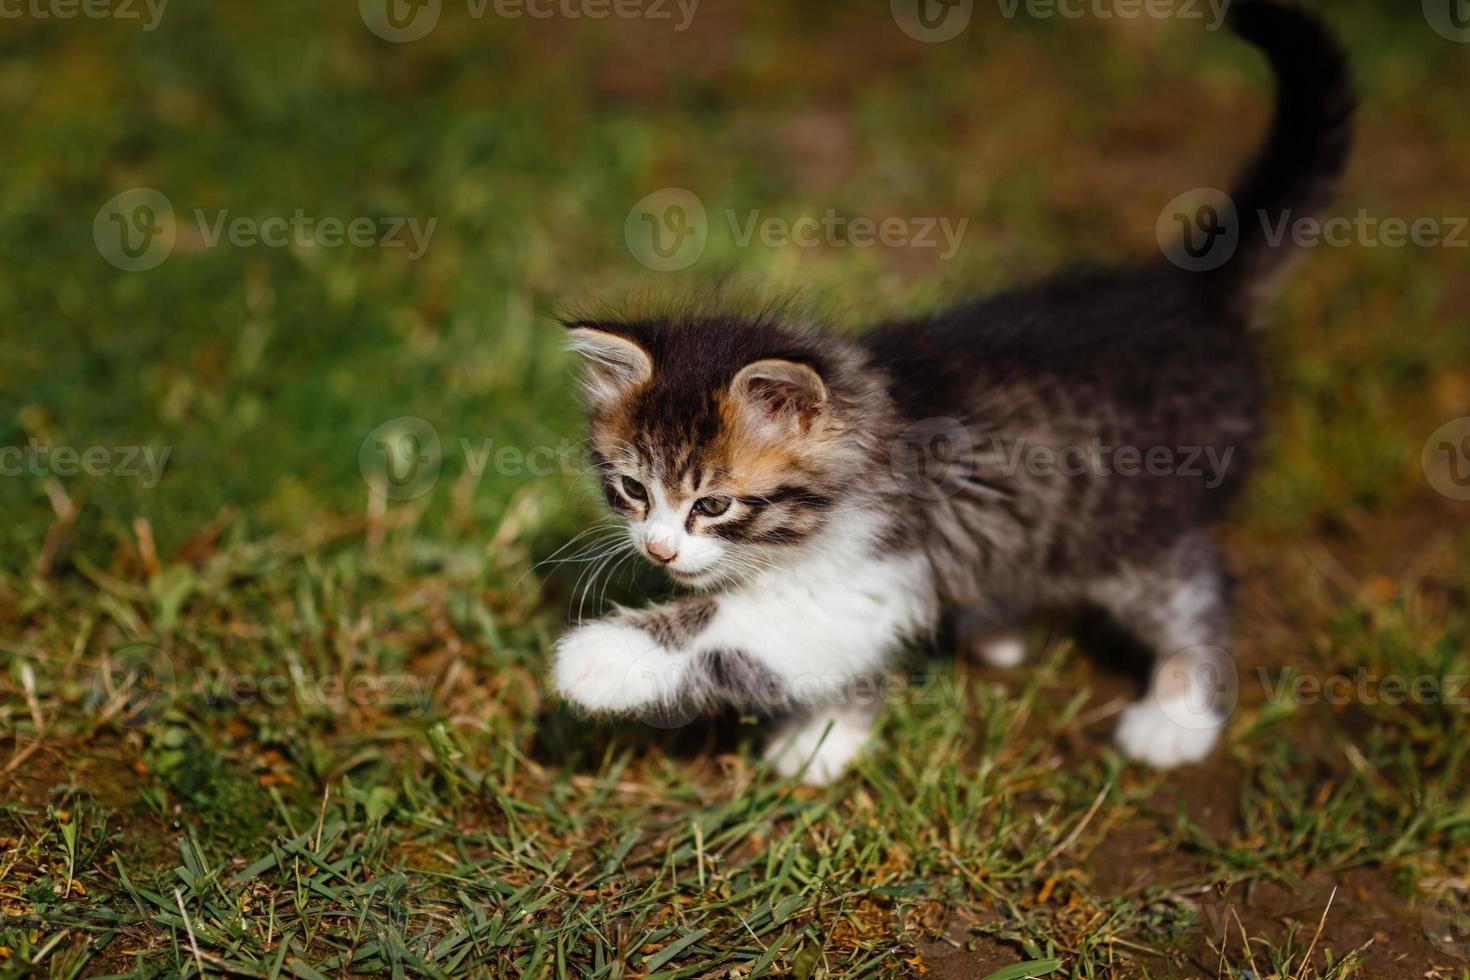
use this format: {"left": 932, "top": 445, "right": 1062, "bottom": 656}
{"left": 1183, "top": 867, "right": 1450, "bottom": 979}
{"left": 0, "top": 737, "right": 178, "bottom": 871}
{"left": 918, "top": 932, "right": 1046, "bottom": 979}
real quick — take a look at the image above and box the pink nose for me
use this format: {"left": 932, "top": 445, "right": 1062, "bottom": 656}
{"left": 646, "top": 539, "right": 677, "bottom": 563}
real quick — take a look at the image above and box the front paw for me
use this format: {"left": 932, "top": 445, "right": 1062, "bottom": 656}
{"left": 1114, "top": 696, "right": 1223, "bottom": 769}
{"left": 764, "top": 704, "right": 877, "bottom": 786}
{"left": 552, "top": 620, "right": 688, "bottom": 715}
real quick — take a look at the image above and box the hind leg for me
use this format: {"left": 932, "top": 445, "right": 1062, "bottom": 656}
{"left": 957, "top": 604, "right": 1028, "bottom": 668}
{"left": 1092, "top": 534, "right": 1236, "bottom": 769}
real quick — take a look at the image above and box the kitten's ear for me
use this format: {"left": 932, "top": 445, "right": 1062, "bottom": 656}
{"left": 731, "top": 358, "right": 828, "bottom": 434}
{"left": 564, "top": 325, "right": 652, "bottom": 405}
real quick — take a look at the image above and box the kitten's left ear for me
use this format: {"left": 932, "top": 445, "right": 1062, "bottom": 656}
{"left": 731, "top": 358, "right": 828, "bottom": 433}
{"left": 564, "top": 324, "right": 653, "bottom": 405}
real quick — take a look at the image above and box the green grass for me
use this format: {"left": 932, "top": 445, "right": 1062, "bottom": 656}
{"left": 2, "top": 1, "right": 1469, "bottom": 976}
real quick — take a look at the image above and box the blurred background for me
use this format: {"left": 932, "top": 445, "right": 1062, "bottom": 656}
{"left": 2, "top": 0, "right": 1468, "bottom": 976}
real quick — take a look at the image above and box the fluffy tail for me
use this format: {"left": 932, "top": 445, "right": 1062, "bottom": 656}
{"left": 1206, "top": 0, "right": 1355, "bottom": 302}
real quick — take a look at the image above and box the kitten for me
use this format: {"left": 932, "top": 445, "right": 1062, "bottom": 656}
{"left": 551, "top": 0, "right": 1353, "bottom": 784}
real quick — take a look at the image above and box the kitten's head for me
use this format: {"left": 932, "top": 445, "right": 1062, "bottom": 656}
{"left": 565, "top": 314, "right": 880, "bottom": 589}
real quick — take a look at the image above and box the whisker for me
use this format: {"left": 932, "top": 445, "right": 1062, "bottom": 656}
{"left": 568, "top": 540, "right": 625, "bottom": 623}
{"left": 532, "top": 521, "right": 622, "bottom": 570}
{"left": 575, "top": 542, "right": 631, "bottom": 624}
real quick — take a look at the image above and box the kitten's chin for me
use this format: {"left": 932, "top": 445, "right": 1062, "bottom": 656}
{"left": 667, "top": 565, "right": 731, "bottom": 590}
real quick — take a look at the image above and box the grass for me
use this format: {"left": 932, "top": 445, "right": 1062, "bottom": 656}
{"left": 2, "top": 0, "right": 1469, "bottom": 976}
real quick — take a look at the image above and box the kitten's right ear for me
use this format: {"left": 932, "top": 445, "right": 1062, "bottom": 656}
{"left": 564, "top": 324, "right": 652, "bottom": 405}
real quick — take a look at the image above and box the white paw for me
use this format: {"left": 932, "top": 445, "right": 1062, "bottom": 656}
{"left": 552, "top": 620, "right": 687, "bottom": 715}
{"left": 1114, "top": 696, "right": 1223, "bottom": 769}
{"left": 764, "top": 706, "right": 876, "bottom": 786}
{"left": 976, "top": 632, "right": 1027, "bottom": 668}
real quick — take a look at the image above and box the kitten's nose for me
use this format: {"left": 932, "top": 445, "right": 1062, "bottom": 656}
{"left": 645, "top": 538, "right": 678, "bottom": 563}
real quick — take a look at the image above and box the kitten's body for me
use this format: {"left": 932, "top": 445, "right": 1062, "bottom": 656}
{"left": 553, "top": 0, "right": 1354, "bottom": 783}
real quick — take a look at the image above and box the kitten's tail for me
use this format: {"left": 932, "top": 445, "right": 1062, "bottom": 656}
{"left": 1202, "top": 0, "right": 1355, "bottom": 306}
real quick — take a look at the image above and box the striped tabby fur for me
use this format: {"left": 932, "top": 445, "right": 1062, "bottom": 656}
{"left": 552, "top": 0, "right": 1353, "bottom": 784}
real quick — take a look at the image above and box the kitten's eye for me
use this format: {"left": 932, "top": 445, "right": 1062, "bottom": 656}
{"left": 693, "top": 495, "right": 731, "bottom": 517}
{"left": 620, "top": 476, "right": 648, "bottom": 503}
